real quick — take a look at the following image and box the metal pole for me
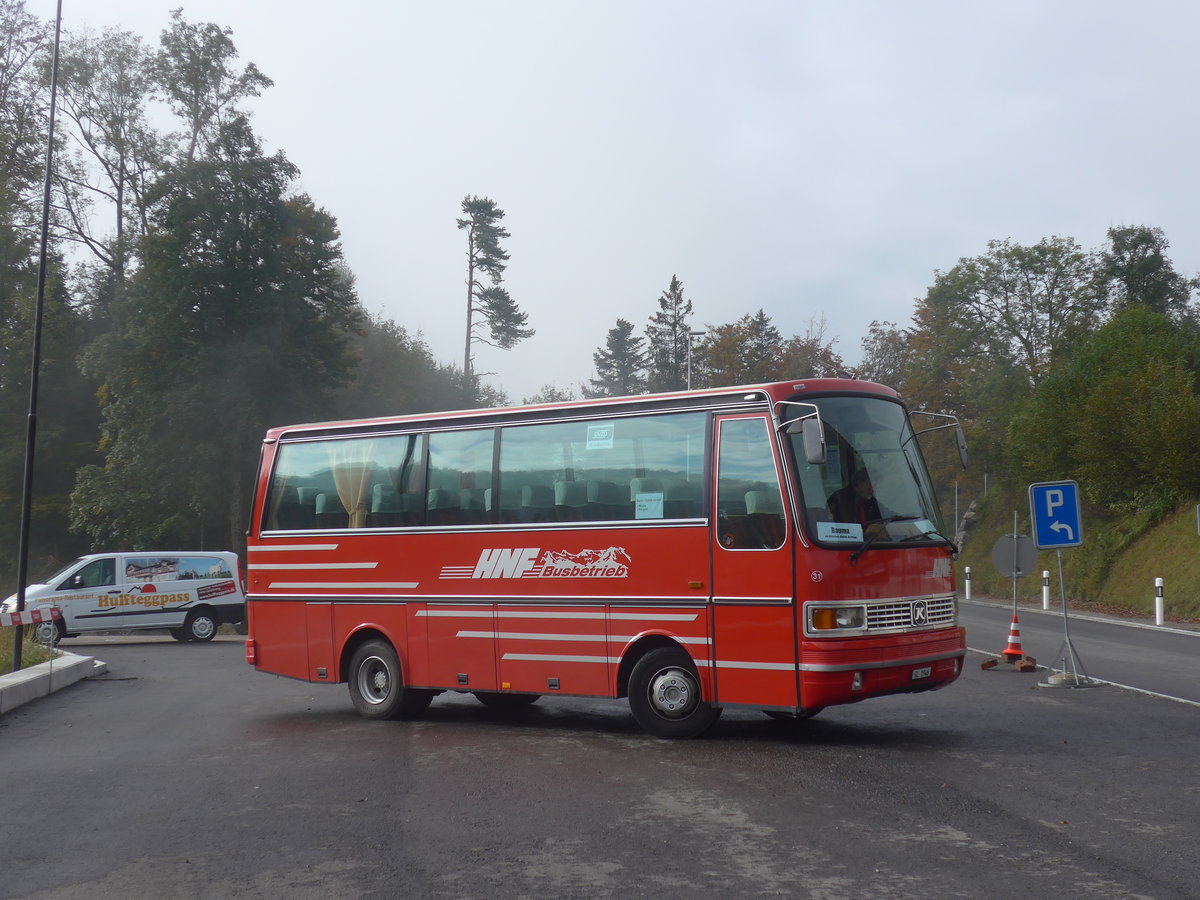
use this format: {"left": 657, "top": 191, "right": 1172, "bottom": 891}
{"left": 11, "top": 0, "right": 64, "bottom": 673}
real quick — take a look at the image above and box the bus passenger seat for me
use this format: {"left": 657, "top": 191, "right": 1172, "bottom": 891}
{"left": 664, "top": 480, "right": 701, "bottom": 518}
{"left": 586, "top": 480, "right": 625, "bottom": 520}
{"left": 520, "top": 484, "right": 554, "bottom": 522}
{"left": 554, "top": 481, "right": 589, "bottom": 522}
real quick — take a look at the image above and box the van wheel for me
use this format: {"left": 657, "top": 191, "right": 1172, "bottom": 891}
{"left": 348, "top": 639, "right": 434, "bottom": 720}
{"left": 169, "top": 627, "right": 189, "bottom": 642}
{"left": 628, "top": 646, "right": 722, "bottom": 739}
{"left": 33, "top": 618, "right": 64, "bottom": 646}
{"left": 184, "top": 610, "right": 217, "bottom": 642}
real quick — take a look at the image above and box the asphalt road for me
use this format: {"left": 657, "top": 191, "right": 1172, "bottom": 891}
{"left": 960, "top": 598, "right": 1200, "bottom": 703}
{"left": 2, "top": 628, "right": 1198, "bottom": 899}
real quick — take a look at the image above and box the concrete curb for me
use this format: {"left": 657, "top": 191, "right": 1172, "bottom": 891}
{"left": 0, "top": 651, "right": 108, "bottom": 716}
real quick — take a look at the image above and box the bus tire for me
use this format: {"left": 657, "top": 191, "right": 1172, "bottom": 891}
{"left": 184, "top": 610, "right": 217, "bottom": 642}
{"left": 628, "top": 646, "right": 721, "bottom": 739}
{"left": 474, "top": 691, "right": 540, "bottom": 708}
{"left": 348, "top": 639, "right": 433, "bottom": 721}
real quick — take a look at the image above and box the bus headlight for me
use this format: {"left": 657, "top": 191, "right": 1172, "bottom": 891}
{"left": 809, "top": 605, "right": 866, "bottom": 632}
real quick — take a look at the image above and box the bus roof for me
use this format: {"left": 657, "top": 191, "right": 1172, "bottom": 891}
{"left": 263, "top": 378, "right": 900, "bottom": 441}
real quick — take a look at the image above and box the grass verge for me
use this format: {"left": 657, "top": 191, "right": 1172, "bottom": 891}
{"left": 0, "top": 625, "right": 57, "bottom": 673}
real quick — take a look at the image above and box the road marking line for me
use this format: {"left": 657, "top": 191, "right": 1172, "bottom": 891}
{"left": 967, "top": 647, "right": 1200, "bottom": 708}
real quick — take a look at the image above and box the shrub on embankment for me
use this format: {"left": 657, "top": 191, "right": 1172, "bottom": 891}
{"left": 956, "top": 486, "right": 1200, "bottom": 621}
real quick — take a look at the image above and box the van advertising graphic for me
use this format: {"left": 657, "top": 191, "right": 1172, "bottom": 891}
{"left": 440, "top": 547, "right": 631, "bottom": 580}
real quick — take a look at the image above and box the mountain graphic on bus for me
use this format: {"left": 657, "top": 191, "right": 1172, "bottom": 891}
{"left": 535, "top": 547, "right": 630, "bottom": 577}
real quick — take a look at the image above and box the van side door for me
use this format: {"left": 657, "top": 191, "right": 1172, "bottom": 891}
{"left": 55, "top": 556, "right": 122, "bottom": 633}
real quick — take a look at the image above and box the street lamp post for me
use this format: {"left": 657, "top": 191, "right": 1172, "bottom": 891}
{"left": 686, "top": 330, "right": 705, "bottom": 390}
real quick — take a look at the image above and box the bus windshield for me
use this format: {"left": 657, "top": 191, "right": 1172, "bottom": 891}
{"left": 787, "top": 394, "right": 948, "bottom": 547}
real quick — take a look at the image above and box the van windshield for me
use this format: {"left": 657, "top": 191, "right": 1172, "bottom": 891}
{"left": 786, "top": 395, "right": 948, "bottom": 547}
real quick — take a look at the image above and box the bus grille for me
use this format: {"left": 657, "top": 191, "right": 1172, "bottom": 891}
{"left": 866, "top": 596, "right": 956, "bottom": 632}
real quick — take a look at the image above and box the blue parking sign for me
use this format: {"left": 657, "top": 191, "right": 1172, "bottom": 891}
{"left": 1028, "top": 481, "right": 1083, "bottom": 549}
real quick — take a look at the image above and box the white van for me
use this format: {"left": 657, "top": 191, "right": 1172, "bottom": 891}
{"left": 1, "top": 551, "right": 245, "bottom": 644}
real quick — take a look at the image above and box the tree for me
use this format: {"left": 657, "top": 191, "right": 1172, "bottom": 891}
{"left": 1007, "top": 306, "right": 1200, "bottom": 515}
{"left": 72, "top": 118, "right": 360, "bottom": 551}
{"left": 585, "top": 317, "right": 646, "bottom": 397}
{"left": 1096, "top": 225, "right": 1196, "bottom": 321}
{"left": 644, "top": 275, "right": 694, "bottom": 392}
{"left": 154, "top": 8, "right": 273, "bottom": 164}
{"left": 523, "top": 384, "right": 576, "bottom": 405}
{"left": 55, "top": 26, "right": 160, "bottom": 285}
{"left": 695, "top": 309, "right": 782, "bottom": 387}
{"left": 456, "top": 195, "right": 533, "bottom": 385}
{"left": 331, "top": 310, "right": 470, "bottom": 419}
{"left": 0, "top": 0, "right": 49, "bottom": 231}
{"left": 855, "top": 320, "right": 910, "bottom": 388}
{"left": 778, "top": 314, "right": 845, "bottom": 380}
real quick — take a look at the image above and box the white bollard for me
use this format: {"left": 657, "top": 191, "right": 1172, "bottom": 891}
{"left": 964, "top": 566, "right": 971, "bottom": 601}
{"left": 1155, "top": 577, "right": 1164, "bottom": 626}
{"left": 1042, "top": 570, "right": 1050, "bottom": 610}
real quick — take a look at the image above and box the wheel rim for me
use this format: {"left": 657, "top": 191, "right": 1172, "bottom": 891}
{"left": 34, "top": 621, "right": 57, "bottom": 644}
{"left": 646, "top": 666, "right": 700, "bottom": 720}
{"left": 191, "top": 617, "right": 215, "bottom": 640}
{"left": 356, "top": 655, "right": 391, "bottom": 705}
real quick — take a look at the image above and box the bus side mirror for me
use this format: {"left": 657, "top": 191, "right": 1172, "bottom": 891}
{"left": 955, "top": 426, "right": 969, "bottom": 469}
{"left": 801, "top": 418, "right": 826, "bottom": 466}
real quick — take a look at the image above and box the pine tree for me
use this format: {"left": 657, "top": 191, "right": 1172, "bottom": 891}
{"left": 644, "top": 275, "right": 694, "bottom": 392}
{"left": 456, "top": 195, "right": 533, "bottom": 385}
{"left": 586, "top": 318, "right": 646, "bottom": 397}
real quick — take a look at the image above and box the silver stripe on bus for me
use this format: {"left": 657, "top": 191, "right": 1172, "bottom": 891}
{"left": 250, "top": 562, "right": 379, "bottom": 570}
{"left": 798, "top": 649, "right": 964, "bottom": 672}
{"left": 249, "top": 544, "right": 340, "bottom": 551}
{"left": 415, "top": 609, "right": 700, "bottom": 621}
{"left": 714, "top": 660, "right": 796, "bottom": 671}
{"left": 454, "top": 630, "right": 711, "bottom": 645}
{"left": 269, "top": 582, "right": 419, "bottom": 589}
{"left": 501, "top": 653, "right": 620, "bottom": 664}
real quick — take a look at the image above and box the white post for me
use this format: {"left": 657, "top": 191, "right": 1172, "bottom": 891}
{"left": 1155, "top": 577, "right": 1164, "bottom": 626}
{"left": 1042, "top": 570, "right": 1050, "bottom": 610}
{"left": 964, "top": 566, "right": 971, "bottom": 601}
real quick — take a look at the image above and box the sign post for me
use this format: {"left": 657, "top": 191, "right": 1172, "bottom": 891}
{"left": 1028, "top": 481, "right": 1094, "bottom": 688}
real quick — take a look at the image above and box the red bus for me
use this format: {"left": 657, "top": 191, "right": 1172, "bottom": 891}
{"left": 245, "top": 379, "right": 967, "bottom": 738}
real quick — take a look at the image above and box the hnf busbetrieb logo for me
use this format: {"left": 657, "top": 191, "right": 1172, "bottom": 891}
{"left": 440, "top": 547, "right": 631, "bottom": 580}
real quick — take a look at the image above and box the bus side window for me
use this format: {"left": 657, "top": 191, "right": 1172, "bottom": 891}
{"left": 426, "top": 430, "right": 494, "bottom": 526}
{"left": 716, "top": 418, "right": 786, "bottom": 550}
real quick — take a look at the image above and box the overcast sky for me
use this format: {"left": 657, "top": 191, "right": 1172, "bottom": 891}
{"left": 76, "top": 1, "right": 1200, "bottom": 403}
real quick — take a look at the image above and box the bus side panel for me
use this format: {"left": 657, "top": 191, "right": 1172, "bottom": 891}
{"left": 330, "top": 602, "right": 412, "bottom": 683}
{"left": 610, "top": 605, "right": 714, "bottom": 698}
{"left": 496, "top": 604, "right": 609, "bottom": 696}
{"left": 305, "top": 602, "right": 333, "bottom": 681}
{"left": 249, "top": 599, "right": 310, "bottom": 681}
{"left": 423, "top": 603, "right": 498, "bottom": 692}
{"left": 711, "top": 604, "right": 798, "bottom": 708}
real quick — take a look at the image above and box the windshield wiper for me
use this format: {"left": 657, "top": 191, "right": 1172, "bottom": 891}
{"left": 900, "top": 526, "right": 960, "bottom": 556}
{"left": 848, "top": 515, "right": 919, "bottom": 566}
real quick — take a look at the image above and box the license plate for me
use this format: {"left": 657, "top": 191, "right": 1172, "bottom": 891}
{"left": 911, "top": 666, "right": 932, "bottom": 680}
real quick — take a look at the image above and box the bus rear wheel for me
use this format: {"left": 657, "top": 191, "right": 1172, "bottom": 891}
{"left": 628, "top": 646, "right": 721, "bottom": 739}
{"left": 348, "top": 639, "right": 433, "bottom": 720}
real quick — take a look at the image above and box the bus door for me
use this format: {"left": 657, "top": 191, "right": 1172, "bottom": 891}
{"left": 710, "top": 415, "right": 798, "bottom": 709}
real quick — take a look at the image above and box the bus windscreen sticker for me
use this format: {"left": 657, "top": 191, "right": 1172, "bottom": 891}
{"left": 586, "top": 423, "right": 615, "bottom": 450}
{"left": 816, "top": 521, "right": 864, "bottom": 543}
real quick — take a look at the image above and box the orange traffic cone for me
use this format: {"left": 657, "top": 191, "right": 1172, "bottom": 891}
{"left": 1002, "top": 614, "right": 1024, "bottom": 661}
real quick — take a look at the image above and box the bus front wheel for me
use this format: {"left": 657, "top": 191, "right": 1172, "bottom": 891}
{"left": 628, "top": 646, "right": 721, "bottom": 739}
{"left": 348, "top": 639, "right": 433, "bottom": 721}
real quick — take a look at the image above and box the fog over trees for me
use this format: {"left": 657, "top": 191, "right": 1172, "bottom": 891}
{"left": 2, "top": 2, "right": 1198, "bottom": 587}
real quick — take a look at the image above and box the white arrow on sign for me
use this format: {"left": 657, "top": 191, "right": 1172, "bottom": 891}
{"left": 1050, "top": 521, "right": 1075, "bottom": 540}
